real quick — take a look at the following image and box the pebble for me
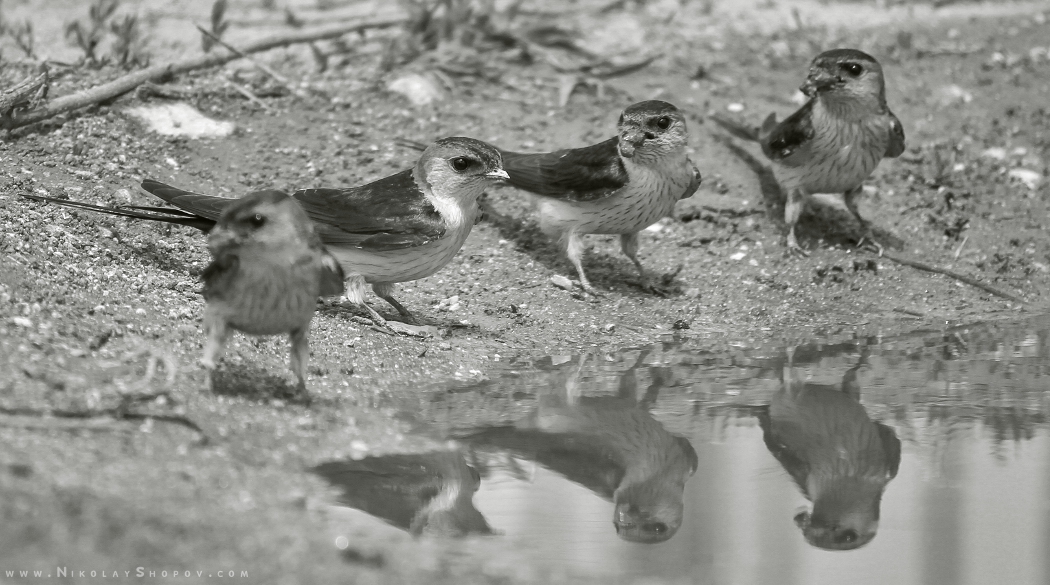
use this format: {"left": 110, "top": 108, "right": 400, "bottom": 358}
{"left": 1008, "top": 168, "right": 1042, "bottom": 190}
{"left": 551, "top": 275, "right": 574, "bottom": 290}
{"left": 11, "top": 317, "right": 33, "bottom": 328}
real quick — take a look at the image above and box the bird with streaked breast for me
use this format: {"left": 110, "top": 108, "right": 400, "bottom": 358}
{"left": 200, "top": 189, "right": 345, "bottom": 393}
{"left": 23, "top": 137, "right": 509, "bottom": 329}
{"left": 399, "top": 100, "right": 702, "bottom": 295}
{"left": 711, "top": 49, "right": 906, "bottom": 255}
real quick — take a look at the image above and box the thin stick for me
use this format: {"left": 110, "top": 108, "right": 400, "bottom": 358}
{"left": 2, "top": 16, "right": 404, "bottom": 129}
{"left": 227, "top": 81, "right": 273, "bottom": 110}
{"left": 196, "top": 24, "right": 309, "bottom": 101}
{"left": 879, "top": 250, "right": 1025, "bottom": 304}
{"left": 0, "top": 406, "right": 209, "bottom": 443}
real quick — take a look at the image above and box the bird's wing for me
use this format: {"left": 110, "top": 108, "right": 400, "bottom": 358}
{"left": 885, "top": 111, "right": 906, "bottom": 159}
{"left": 875, "top": 422, "right": 902, "bottom": 479}
{"left": 138, "top": 179, "right": 231, "bottom": 226}
{"left": 760, "top": 101, "right": 817, "bottom": 167}
{"left": 501, "top": 137, "right": 629, "bottom": 202}
{"left": 756, "top": 405, "right": 812, "bottom": 496}
{"left": 21, "top": 191, "right": 219, "bottom": 232}
{"left": 293, "top": 170, "right": 447, "bottom": 250}
{"left": 318, "top": 251, "right": 346, "bottom": 296}
{"left": 201, "top": 253, "right": 239, "bottom": 301}
{"left": 681, "top": 160, "right": 703, "bottom": 200}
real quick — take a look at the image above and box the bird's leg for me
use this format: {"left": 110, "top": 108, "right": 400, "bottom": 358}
{"left": 340, "top": 274, "right": 395, "bottom": 333}
{"left": 201, "top": 311, "right": 230, "bottom": 392}
{"left": 620, "top": 232, "right": 668, "bottom": 296}
{"left": 784, "top": 188, "right": 809, "bottom": 257}
{"left": 288, "top": 326, "right": 309, "bottom": 394}
{"left": 563, "top": 231, "right": 599, "bottom": 295}
{"left": 844, "top": 185, "right": 883, "bottom": 255}
{"left": 371, "top": 282, "right": 418, "bottom": 325}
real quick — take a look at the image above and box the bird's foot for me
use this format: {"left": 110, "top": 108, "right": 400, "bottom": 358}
{"left": 785, "top": 233, "right": 810, "bottom": 257}
{"left": 856, "top": 233, "right": 884, "bottom": 256}
{"left": 385, "top": 321, "right": 437, "bottom": 338}
{"left": 578, "top": 280, "right": 601, "bottom": 297}
{"left": 637, "top": 263, "right": 684, "bottom": 296}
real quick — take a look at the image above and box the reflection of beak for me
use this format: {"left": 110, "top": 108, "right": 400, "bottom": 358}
{"left": 800, "top": 70, "right": 839, "bottom": 97}
{"left": 618, "top": 128, "right": 647, "bottom": 158}
{"left": 486, "top": 168, "right": 510, "bottom": 181}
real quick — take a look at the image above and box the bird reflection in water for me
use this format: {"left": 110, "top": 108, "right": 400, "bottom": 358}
{"left": 457, "top": 350, "right": 698, "bottom": 543}
{"left": 757, "top": 348, "right": 901, "bottom": 551}
{"left": 311, "top": 449, "right": 493, "bottom": 537}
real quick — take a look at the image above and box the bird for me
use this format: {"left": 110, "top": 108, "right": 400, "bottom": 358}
{"left": 312, "top": 450, "right": 493, "bottom": 537}
{"left": 757, "top": 349, "right": 901, "bottom": 551}
{"left": 22, "top": 137, "right": 509, "bottom": 329}
{"left": 400, "top": 100, "right": 702, "bottom": 295}
{"left": 710, "top": 48, "right": 905, "bottom": 255}
{"left": 456, "top": 350, "right": 698, "bottom": 543}
{"left": 200, "top": 189, "right": 345, "bottom": 393}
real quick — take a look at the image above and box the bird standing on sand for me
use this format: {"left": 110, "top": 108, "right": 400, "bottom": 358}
{"left": 24, "top": 137, "right": 508, "bottom": 328}
{"left": 400, "top": 100, "right": 702, "bottom": 295}
{"left": 200, "top": 190, "right": 344, "bottom": 393}
{"left": 711, "top": 49, "right": 905, "bottom": 255}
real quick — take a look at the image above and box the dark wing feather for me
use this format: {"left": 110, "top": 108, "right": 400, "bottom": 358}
{"left": 318, "top": 251, "right": 346, "bottom": 297}
{"left": 885, "top": 111, "right": 906, "bottom": 159}
{"left": 139, "top": 179, "right": 232, "bottom": 227}
{"left": 21, "top": 192, "right": 218, "bottom": 232}
{"left": 501, "top": 137, "right": 629, "bottom": 202}
{"left": 875, "top": 421, "right": 902, "bottom": 479}
{"left": 761, "top": 100, "right": 816, "bottom": 166}
{"left": 756, "top": 405, "right": 812, "bottom": 496}
{"left": 293, "top": 170, "right": 447, "bottom": 250}
{"left": 201, "top": 253, "right": 239, "bottom": 301}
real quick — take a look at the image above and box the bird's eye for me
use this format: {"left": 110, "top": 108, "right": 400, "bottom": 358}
{"left": 248, "top": 213, "right": 266, "bottom": 228}
{"left": 450, "top": 157, "right": 471, "bottom": 172}
{"left": 655, "top": 116, "right": 671, "bottom": 130}
{"left": 841, "top": 62, "right": 863, "bottom": 76}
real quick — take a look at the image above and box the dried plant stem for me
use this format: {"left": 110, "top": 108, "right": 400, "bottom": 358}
{"left": 0, "top": 70, "right": 49, "bottom": 116}
{"left": 195, "top": 24, "right": 310, "bottom": 101}
{"left": 2, "top": 16, "right": 404, "bottom": 130}
{"left": 878, "top": 250, "right": 1025, "bottom": 304}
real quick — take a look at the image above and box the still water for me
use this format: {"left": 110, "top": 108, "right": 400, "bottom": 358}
{"left": 315, "top": 318, "right": 1050, "bottom": 584}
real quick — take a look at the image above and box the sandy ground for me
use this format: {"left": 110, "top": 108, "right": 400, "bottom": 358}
{"left": 1, "top": 0, "right": 1049, "bottom": 583}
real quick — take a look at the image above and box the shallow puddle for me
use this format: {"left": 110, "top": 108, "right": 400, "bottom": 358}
{"left": 315, "top": 317, "right": 1050, "bottom": 584}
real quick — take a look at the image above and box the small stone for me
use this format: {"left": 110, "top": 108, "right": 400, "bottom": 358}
{"left": 726, "top": 102, "right": 745, "bottom": 113}
{"left": 11, "top": 317, "right": 32, "bottom": 328}
{"left": 981, "top": 147, "right": 1008, "bottom": 161}
{"left": 602, "top": 323, "right": 616, "bottom": 333}
{"left": 387, "top": 73, "right": 445, "bottom": 106}
{"left": 551, "top": 275, "right": 574, "bottom": 290}
{"left": 1008, "top": 168, "right": 1042, "bottom": 190}
{"left": 672, "top": 319, "right": 691, "bottom": 330}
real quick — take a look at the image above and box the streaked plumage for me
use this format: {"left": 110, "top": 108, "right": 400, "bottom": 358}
{"left": 757, "top": 352, "right": 901, "bottom": 550}
{"left": 712, "top": 48, "right": 905, "bottom": 254}
{"left": 200, "top": 190, "right": 345, "bottom": 393}
{"left": 23, "top": 137, "right": 508, "bottom": 327}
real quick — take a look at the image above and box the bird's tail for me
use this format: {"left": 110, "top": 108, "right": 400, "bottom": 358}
{"left": 708, "top": 113, "right": 778, "bottom": 143}
{"left": 21, "top": 193, "right": 214, "bottom": 231}
{"left": 394, "top": 137, "right": 429, "bottom": 152}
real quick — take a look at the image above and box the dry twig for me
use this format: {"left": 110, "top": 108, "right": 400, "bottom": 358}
{"left": 1, "top": 16, "right": 404, "bottom": 130}
{"left": 878, "top": 250, "right": 1025, "bottom": 304}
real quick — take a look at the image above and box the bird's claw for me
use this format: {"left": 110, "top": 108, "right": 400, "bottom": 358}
{"left": 578, "top": 281, "right": 601, "bottom": 297}
{"left": 856, "top": 234, "right": 884, "bottom": 256}
{"left": 785, "top": 234, "right": 810, "bottom": 257}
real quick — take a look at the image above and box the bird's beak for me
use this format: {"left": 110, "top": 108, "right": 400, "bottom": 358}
{"left": 800, "top": 70, "right": 839, "bottom": 97}
{"left": 618, "top": 128, "right": 647, "bottom": 158}
{"left": 486, "top": 168, "right": 510, "bottom": 181}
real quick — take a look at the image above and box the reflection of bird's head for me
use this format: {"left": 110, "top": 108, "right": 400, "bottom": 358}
{"left": 616, "top": 100, "right": 689, "bottom": 161}
{"left": 208, "top": 190, "right": 311, "bottom": 255}
{"left": 418, "top": 137, "right": 508, "bottom": 204}
{"left": 613, "top": 481, "right": 685, "bottom": 544}
{"left": 801, "top": 49, "right": 886, "bottom": 108}
{"left": 794, "top": 477, "right": 884, "bottom": 551}
{"left": 611, "top": 436, "right": 696, "bottom": 544}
